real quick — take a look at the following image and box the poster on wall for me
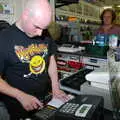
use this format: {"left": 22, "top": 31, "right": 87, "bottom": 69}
{"left": 0, "top": 3, "right": 13, "bottom": 14}
{"left": 0, "top": 3, "right": 14, "bottom": 24}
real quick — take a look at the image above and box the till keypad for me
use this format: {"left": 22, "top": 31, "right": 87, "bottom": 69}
{"left": 59, "top": 103, "right": 79, "bottom": 114}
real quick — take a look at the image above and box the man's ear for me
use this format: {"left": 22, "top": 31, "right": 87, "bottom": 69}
{"left": 22, "top": 9, "right": 29, "bottom": 20}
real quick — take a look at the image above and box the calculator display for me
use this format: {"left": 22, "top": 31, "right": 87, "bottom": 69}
{"left": 79, "top": 106, "right": 88, "bottom": 113}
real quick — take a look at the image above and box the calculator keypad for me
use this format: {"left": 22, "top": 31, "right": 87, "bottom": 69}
{"left": 59, "top": 103, "right": 79, "bottom": 114}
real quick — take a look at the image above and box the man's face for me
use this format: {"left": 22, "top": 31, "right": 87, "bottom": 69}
{"left": 23, "top": 11, "right": 52, "bottom": 38}
{"left": 103, "top": 11, "right": 113, "bottom": 25}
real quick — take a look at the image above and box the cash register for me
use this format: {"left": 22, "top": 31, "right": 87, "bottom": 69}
{"left": 33, "top": 95, "right": 104, "bottom": 120}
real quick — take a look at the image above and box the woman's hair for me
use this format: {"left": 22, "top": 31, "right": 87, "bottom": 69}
{"left": 100, "top": 8, "right": 116, "bottom": 24}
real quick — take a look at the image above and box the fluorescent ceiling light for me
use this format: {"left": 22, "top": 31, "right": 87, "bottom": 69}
{"left": 103, "top": 6, "right": 112, "bottom": 9}
{"left": 117, "top": 5, "right": 120, "bottom": 7}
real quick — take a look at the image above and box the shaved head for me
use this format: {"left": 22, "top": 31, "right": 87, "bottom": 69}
{"left": 16, "top": 0, "right": 52, "bottom": 37}
{"left": 25, "top": 0, "right": 52, "bottom": 18}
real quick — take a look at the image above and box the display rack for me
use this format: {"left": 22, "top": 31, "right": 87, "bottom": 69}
{"left": 56, "top": 0, "right": 101, "bottom": 22}
{"left": 55, "top": 1, "right": 102, "bottom": 43}
{"left": 57, "top": 51, "right": 84, "bottom": 79}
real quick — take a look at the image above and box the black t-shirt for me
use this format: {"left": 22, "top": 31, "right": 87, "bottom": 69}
{"left": 0, "top": 24, "right": 57, "bottom": 118}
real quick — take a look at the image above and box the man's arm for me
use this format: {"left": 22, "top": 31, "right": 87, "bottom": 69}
{"left": 0, "top": 76, "right": 22, "bottom": 98}
{"left": 0, "top": 76, "right": 43, "bottom": 111}
{"left": 48, "top": 55, "right": 70, "bottom": 102}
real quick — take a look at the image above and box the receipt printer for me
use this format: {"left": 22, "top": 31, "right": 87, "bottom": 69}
{"left": 55, "top": 95, "right": 104, "bottom": 120}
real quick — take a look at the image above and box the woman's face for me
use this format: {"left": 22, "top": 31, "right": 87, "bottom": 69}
{"left": 103, "top": 11, "right": 113, "bottom": 25}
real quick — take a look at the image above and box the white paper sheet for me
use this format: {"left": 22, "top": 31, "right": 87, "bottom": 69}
{"left": 47, "top": 98, "right": 65, "bottom": 108}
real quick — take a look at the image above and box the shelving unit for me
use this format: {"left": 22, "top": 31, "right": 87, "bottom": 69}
{"left": 55, "top": 1, "right": 102, "bottom": 43}
{"left": 56, "top": 51, "right": 84, "bottom": 79}
{"left": 55, "top": 0, "right": 101, "bottom": 22}
{"left": 114, "top": 6, "right": 120, "bottom": 25}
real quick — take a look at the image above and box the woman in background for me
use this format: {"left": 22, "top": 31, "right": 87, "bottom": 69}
{"left": 96, "top": 8, "right": 120, "bottom": 35}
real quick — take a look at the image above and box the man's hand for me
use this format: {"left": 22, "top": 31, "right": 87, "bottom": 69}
{"left": 16, "top": 92, "right": 44, "bottom": 111}
{"left": 52, "top": 89, "right": 71, "bottom": 102}
{"left": 0, "top": 77, "right": 44, "bottom": 111}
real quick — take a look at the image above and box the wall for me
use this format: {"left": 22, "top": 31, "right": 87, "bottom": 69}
{"left": 0, "top": 0, "right": 25, "bottom": 24}
{"left": 13, "top": 0, "right": 25, "bottom": 24}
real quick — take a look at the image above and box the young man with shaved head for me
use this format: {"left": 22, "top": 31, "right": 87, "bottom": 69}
{"left": 0, "top": 0, "right": 70, "bottom": 119}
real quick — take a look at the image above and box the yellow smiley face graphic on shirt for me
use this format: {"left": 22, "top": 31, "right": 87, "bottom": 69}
{"left": 29, "top": 55, "right": 45, "bottom": 74}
